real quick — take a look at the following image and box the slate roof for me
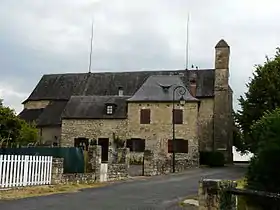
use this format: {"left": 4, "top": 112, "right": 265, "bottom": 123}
{"left": 128, "top": 75, "right": 198, "bottom": 102}
{"left": 20, "top": 69, "right": 217, "bottom": 125}
{"left": 215, "top": 39, "right": 229, "bottom": 48}
{"left": 62, "top": 96, "right": 130, "bottom": 119}
{"left": 18, "top": 108, "right": 44, "bottom": 123}
{"left": 24, "top": 69, "right": 215, "bottom": 102}
{"left": 36, "top": 101, "right": 68, "bottom": 126}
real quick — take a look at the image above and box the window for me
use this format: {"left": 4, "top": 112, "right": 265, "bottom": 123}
{"left": 168, "top": 139, "right": 188, "bottom": 153}
{"left": 140, "top": 109, "right": 151, "bottom": 124}
{"left": 173, "top": 109, "right": 183, "bottom": 124}
{"left": 126, "top": 138, "right": 145, "bottom": 152}
{"left": 106, "top": 105, "right": 113, "bottom": 114}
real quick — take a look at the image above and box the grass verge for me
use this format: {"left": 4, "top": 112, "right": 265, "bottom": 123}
{"left": 0, "top": 183, "right": 105, "bottom": 200}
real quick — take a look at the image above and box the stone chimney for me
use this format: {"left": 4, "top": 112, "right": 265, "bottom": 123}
{"left": 118, "top": 86, "right": 124, "bottom": 96}
{"left": 189, "top": 72, "right": 197, "bottom": 97}
{"left": 215, "top": 39, "right": 230, "bottom": 78}
{"left": 213, "top": 39, "right": 232, "bottom": 163}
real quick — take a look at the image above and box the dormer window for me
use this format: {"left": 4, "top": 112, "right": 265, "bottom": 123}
{"left": 106, "top": 105, "right": 113, "bottom": 114}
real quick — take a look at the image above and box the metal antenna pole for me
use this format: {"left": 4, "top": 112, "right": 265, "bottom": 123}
{"left": 186, "top": 13, "right": 190, "bottom": 70}
{"left": 88, "top": 19, "right": 94, "bottom": 73}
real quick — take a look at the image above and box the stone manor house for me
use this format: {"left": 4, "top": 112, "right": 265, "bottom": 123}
{"left": 19, "top": 39, "right": 233, "bottom": 164}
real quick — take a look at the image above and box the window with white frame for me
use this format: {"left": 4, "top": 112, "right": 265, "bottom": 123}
{"left": 106, "top": 105, "right": 113, "bottom": 114}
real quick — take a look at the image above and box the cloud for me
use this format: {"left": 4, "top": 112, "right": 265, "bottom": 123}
{"left": 1, "top": 0, "right": 280, "bottom": 112}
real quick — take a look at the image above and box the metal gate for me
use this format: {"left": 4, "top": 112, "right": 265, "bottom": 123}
{"left": 100, "top": 163, "right": 108, "bottom": 182}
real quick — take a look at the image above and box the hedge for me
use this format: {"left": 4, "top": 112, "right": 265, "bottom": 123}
{"left": 199, "top": 151, "right": 225, "bottom": 167}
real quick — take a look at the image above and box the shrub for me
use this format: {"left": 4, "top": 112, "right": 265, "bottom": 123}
{"left": 246, "top": 108, "right": 280, "bottom": 193}
{"left": 199, "top": 151, "right": 225, "bottom": 167}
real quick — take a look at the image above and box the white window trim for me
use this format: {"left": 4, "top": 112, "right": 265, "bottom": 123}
{"left": 106, "top": 105, "right": 113, "bottom": 114}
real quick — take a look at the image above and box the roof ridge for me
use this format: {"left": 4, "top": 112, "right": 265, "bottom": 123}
{"left": 41, "top": 69, "right": 215, "bottom": 76}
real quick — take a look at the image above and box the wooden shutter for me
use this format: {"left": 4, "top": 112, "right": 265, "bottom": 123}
{"left": 176, "top": 139, "right": 188, "bottom": 153}
{"left": 168, "top": 140, "right": 173, "bottom": 153}
{"left": 168, "top": 139, "right": 188, "bottom": 153}
{"left": 173, "top": 109, "right": 183, "bottom": 124}
{"left": 140, "top": 109, "right": 151, "bottom": 124}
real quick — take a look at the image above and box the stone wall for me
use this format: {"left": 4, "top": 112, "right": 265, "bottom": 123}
{"left": 51, "top": 146, "right": 130, "bottom": 184}
{"left": 214, "top": 41, "right": 233, "bottom": 163}
{"left": 107, "top": 147, "right": 129, "bottom": 181}
{"left": 143, "top": 149, "right": 199, "bottom": 176}
{"left": 61, "top": 119, "right": 127, "bottom": 147}
{"left": 24, "top": 100, "right": 50, "bottom": 109}
{"left": 198, "top": 98, "right": 214, "bottom": 152}
{"left": 51, "top": 158, "right": 98, "bottom": 185}
{"left": 51, "top": 146, "right": 102, "bottom": 184}
{"left": 143, "top": 150, "right": 170, "bottom": 176}
{"left": 198, "top": 179, "right": 237, "bottom": 210}
{"left": 88, "top": 145, "right": 102, "bottom": 181}
{"left": 39, "top": 126, "right": 61, "bottom": 145}
{"left": 128, "top": 102, "right": 199, "bottom": 167}
{"left": 51, "top": 158, "right": 64, "bottom": 184}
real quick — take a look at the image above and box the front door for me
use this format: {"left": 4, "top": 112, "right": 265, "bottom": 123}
{"left": 98, "top": 138, "right": 109, "bottom": 163}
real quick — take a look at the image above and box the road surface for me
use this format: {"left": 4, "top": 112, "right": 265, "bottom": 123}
{"left": 0, "top": 165, "right": 246, "bottom": 210}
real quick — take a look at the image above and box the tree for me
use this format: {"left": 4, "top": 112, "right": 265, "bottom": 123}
{"left": 246, "top": 108, "right": 280, "bottom": 193}
{"left": 235, "top": 48, "right": 280, "bottom": 153}
{"left": 0, "top": 99, "right": 38, "bottom": 146}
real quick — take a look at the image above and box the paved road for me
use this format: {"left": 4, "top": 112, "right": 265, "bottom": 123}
{"left": 0, "top": 166, "right": 246, "bottom": 210}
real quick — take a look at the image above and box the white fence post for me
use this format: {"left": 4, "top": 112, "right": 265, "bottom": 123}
{"left": 0, "top": 155, "right": 3, "bottom": 188}
{"left": 0, "top": 154, "right": 53, "bottom": 189}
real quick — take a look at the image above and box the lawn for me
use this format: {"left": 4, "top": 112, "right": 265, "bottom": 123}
{"left": 0, "top": 183, "right": 105, "bottom": 200}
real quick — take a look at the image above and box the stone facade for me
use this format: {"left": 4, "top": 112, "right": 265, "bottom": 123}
{"left": 61, "top": 119, "right": 127, "bottom": 147}
{"left": 24, "top": 100, "right": 50, "bottom": 109}
{"left": 127, "top": 102, "right": 199, "bottom": 154}
{"left": 61, "top": 101, "right": 199, "bottom": 168}
{"left": 197, "top": 98, "right": 214, "bottom": 152}
{"left": 38, "top": 126, "right": 61, "bottom": 145}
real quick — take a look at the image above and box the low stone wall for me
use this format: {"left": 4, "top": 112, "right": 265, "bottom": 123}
{"left": 51, "top": 158, "right": 97, "bottom": 184}
{"left": 198, "top": 179, "right": 237, "bottom": 210}
{"left": 143, "top": 150, "right": 199, "bottom": 176}
{"left": 107, "top": 147, "right": 129, "bottom": 181}
{"left": 51, "top": 158, "right": 64, "bottom": 184}
{"left": 62, "top": 173, "right": 96, "bottom": 184}
{"left": 108, "top": 164, "right": 128, "bottom": 181}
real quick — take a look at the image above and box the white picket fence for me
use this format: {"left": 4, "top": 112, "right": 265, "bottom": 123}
{"left": 0, "top": 155, "right": 53, "bottom": 189}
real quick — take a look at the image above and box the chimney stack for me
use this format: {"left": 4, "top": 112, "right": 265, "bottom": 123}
{"left": 189, "top": 72, "right": 197, "bottom": 97}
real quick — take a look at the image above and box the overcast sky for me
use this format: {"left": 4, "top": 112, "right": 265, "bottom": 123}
{"left": 0, "top": 0, "right": 280, "bottom": 113}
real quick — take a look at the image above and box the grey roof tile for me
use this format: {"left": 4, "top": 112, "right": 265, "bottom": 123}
{"left": 36, "top": 101, "right": 68, "bottom": 126}
{"left": 18, "top": 108, "right": 44, "bottom": 124}
{"left": 62, "top": 96, "right": 130, "bottom": 119}
{"left": 24, "top": 69, "right": 215, "bottom": 102}
{"left": 128, "top": 75, "right": 198, "bottom": 102}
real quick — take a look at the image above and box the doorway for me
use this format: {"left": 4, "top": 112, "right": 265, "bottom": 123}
{"left": 98, "top": 138, "right": 109, "bottom": 163}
